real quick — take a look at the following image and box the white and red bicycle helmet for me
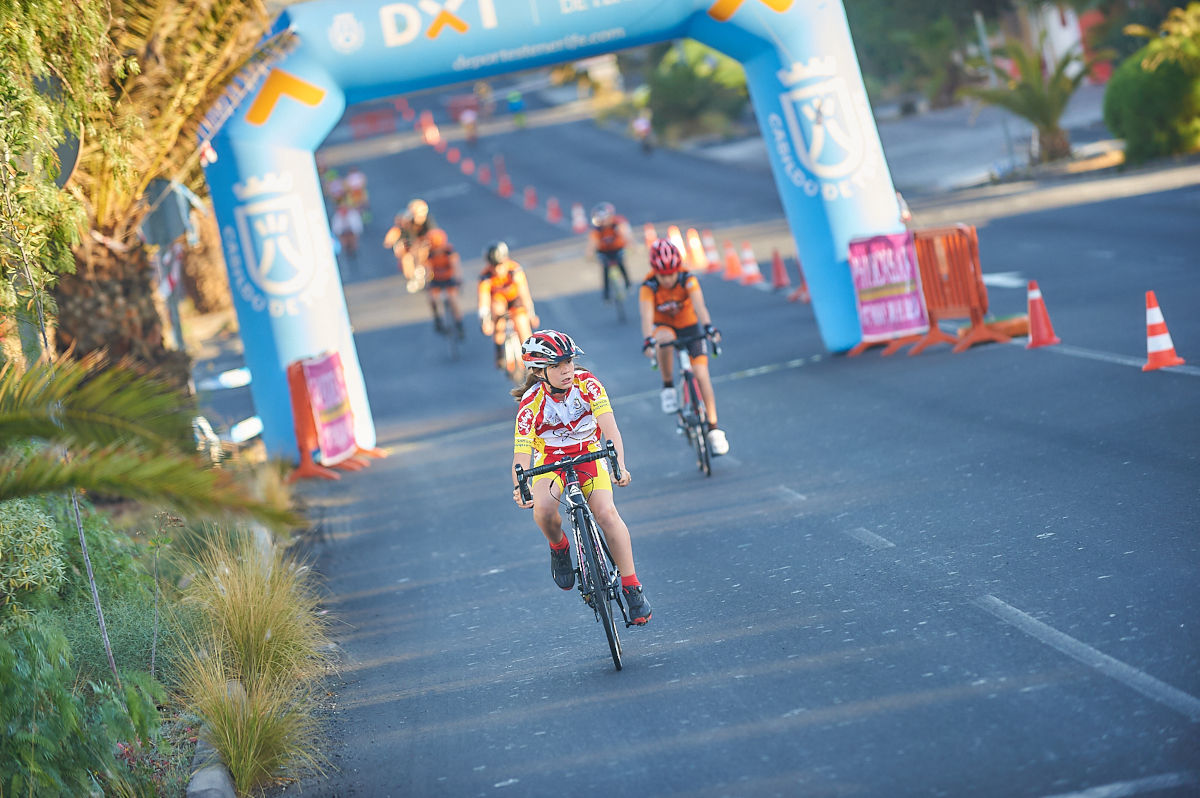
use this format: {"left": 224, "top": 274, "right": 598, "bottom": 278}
{"left": 522, "top": 329, "right": 584, "bottom": 368}
{"left": 648, "top": 238, "right": 682, "bottom": 274}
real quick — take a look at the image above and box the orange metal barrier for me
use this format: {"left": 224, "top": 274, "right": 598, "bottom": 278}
{"left": 909, "top": 224, "right": 1010, "bottom": 355}
{"left": 286, "top": 353, "right": 386, "bottom": 483}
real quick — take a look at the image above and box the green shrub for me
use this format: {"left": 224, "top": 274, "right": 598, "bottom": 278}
{"left": 0, "top": 498, "right": 66, "bottom": 611}
{"left": 648, "top": 40, "right": 748, "bottom": 138}
{"left": 38, "top": 492, "right": 150, "bottom": 602}
{"left": 0, "top": 615, "right": 163, "bottom": 797}
{"left": 1104, "top": 44, "right": 1200, "bottom": 165}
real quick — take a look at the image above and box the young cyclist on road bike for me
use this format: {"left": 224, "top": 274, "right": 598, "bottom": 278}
{"left": 510, "top": 329, "right": 652, "bottom": 624}
{"left": 586, "top": 202, "right": 632, "bottom": 302}
{"left": 479, "top": 241, "right": 539, "bottom": 369}
{"left": 425, "top": 228, "right": 464, "bottom": 338}
{"left": 639, "top": 239, "right": 730, "bottom": 456}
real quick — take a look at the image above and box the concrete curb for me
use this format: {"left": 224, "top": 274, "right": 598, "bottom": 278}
{"left": 186, "top": 737, "right": 236, "bottom": 798}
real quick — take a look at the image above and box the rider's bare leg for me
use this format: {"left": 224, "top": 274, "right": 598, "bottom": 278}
{"left": 691, "top": 357, "right": 719, "bottom": 427}
{"left": 652, "top": 327, "right": 676, "bottom": 384}
{"left": 587, "top": 488, "right": 635, "bottom": 576}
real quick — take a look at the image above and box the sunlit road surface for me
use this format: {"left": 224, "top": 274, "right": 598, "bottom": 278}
{"left": 263, "top": 101, "right": 1200, "bottom": 797}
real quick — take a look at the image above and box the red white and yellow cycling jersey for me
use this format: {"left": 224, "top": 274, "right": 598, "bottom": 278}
{"left": 514, "top": 370, "right": 612, "bottom": 457}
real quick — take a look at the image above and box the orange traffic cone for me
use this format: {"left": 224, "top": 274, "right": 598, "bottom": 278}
{"left": 668, "top": 225, "right": 688, "bottom": 266}
{"left": 1026, "top": 281, "right": 1061, "bottom": 349}
{"left": 722, "top": 241, "right": 742, "bottom": 281}
{"left": 546, "top": 197, "right": 563, "bottom": 224}
{"left": 643, "top": 223, "right": 658, "bottom": 251}
{"left": 770, "top": 249, "right": 790, "bottom": 290}
{"left": 739, "top": 241, "right": 764, "bottom": 285}
{"left": 571, "top": 203, "right": 587, "bottom": 234}
{"left": 686, "top": 228, "right": 708, "bottom": 272}
{"left": 460, "top": 157, "right": 475, "bottom": 176}
{"left": 498, "top": 175, "right": 513, "bottom": 198}
{"left": 702, "top": 229, "right": 721, "bottom": 273}
{"left": 1143, "top": 290, "right": 1186, "bottom": 371}
{"left": 477, "top": 165, "right": 492, "bottom": 185}
{"left": 523, "top": 185, "right": 537, "bottom": 210}
{"left": 446, "top": 147, "right": 461, "bottom": 164}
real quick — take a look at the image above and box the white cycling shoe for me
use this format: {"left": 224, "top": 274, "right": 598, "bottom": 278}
{"left": 660, "top": 387, "right": 679, "bottom": 414}
{"left": 707, "top": 428, "right": 729, "bottom": 456}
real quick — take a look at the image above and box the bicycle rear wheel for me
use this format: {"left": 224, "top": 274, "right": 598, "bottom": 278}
{"left": 504, "top": 331, "right": 526, "bottom": 384}
{"left": 608, "top": 265, "right": 627, "bottom": 324}
{"left": 576, "top": 508, "right": 622, "bottom": 671}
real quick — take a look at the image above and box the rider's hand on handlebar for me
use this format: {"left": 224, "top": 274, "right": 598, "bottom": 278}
{"left": 615, "top": 465, "right": 632, "bottom": 488}
{"left": 705, "top": 324, "right": 721, "bottom": 343}
{"left": 513, "top": 485, "right": 533, "bottom": 509}
{"left": 642, "top": 336, "right": 656, "bottom": 358}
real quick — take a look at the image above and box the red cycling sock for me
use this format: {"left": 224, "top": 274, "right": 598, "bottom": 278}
{"left": 621, "top": 573, "right": 640, "bottom": 588}
{"left": 549, "top": 534, "right": 570, "bottom": 552}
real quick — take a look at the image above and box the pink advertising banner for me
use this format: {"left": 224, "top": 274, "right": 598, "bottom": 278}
{"left": 300, "top": 352, "right": 357, "bottom": 465}
{"left": 848, "top": 232, "right": 929, "bottom": 343}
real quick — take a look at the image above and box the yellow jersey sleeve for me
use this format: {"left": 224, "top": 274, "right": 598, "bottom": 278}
{"left": 514, "top": 392, "right": 541, "bottom": 455}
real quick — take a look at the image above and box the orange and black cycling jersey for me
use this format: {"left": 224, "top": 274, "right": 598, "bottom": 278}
{"left": 590, "top": 217, "right": 627, "bottom": 253}
{"left": 640, "top": 270, "right": 700, "bottom": 328}
{"left": 427, "top": 245, "right": 457, "bottom": 282}
{"left": 480, "top": 259, "right": 525, "bottom": 304}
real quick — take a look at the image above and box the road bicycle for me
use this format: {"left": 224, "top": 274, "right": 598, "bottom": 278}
{"left": 515, "top": 441, "right": 628, "bottom": 670}
{"left": 654, "top": 331, "right": 721, "bottom": 477}
{"left": 599, "top": 251, "right": 629, "bottom": 324}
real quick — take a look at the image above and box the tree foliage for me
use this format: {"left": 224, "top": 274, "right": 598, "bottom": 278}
{"left": 960, "top": 33, "right": 1103, "bottom": 162}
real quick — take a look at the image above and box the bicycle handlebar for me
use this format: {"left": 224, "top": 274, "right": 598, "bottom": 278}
{"left": 514, "top": 441, "right": 621, "bottom": 504}
{"left": 649, "top": 330, "right": 722, "bottom": 369}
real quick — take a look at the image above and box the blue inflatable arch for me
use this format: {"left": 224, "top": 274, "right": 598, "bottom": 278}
{"left": 203, "top": 0, "right": 904, "bottom": 458}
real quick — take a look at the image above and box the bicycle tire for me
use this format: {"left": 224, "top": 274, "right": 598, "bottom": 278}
{"left": 608, "top": 265, "right": 627, "bottom": 324}
{"left": 684, "top": 372, "right": 712, "bottom": 476}
{"left": 442, "top": 299, "right": 459, "bottom": 360}
{"left": 575, "top": 507, "right": 622, "bottom": 670}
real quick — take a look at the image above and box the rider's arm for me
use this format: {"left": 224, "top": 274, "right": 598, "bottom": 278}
{"left": 478, "top": 278, "right": 492, "bottom": 318}
{"left": 515, "top": 268, "right": 536, "bottom": 318}
{"left": 383, "top": 226, "right": 401, "bottom": 249}
{"left": 687, "top": 277, "right": 714, "bottom": 328}
{"left": 638, "top": 283, "right": 656, "bottom": 342}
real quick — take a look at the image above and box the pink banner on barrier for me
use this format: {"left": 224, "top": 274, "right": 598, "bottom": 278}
{"left": 848, "top": 232, "right": 929, "bottom": 343}
{"left": 300, "top": 352, "right": 357, "bottom": 465}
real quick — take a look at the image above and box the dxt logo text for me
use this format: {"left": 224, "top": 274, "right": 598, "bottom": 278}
{"left": 381, "top": 0, "right": 498, "bottom": 47}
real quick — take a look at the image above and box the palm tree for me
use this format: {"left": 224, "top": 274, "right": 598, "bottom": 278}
{"left": 0, "top": 354, "right": 296, "bottom": 526}
{"left": 960, "top": 33, "right": 1104, "bottom": 163}
{"left": 55, "top": 0, "right": 289, "bottom": 387}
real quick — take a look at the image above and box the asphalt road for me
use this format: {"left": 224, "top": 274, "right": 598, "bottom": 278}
{"left": 237, "top": 94, "right": 1200, "bottom": 798}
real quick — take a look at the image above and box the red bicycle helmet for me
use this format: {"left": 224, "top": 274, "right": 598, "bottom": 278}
{"left": 649, "top": 238, "right": 682, "bottom": 274}
{"left": 522, "top": 329, "right": 584, "bottom": 368}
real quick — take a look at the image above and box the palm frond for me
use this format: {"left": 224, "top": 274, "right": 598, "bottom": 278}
{"left": 0, "top": 443, "right": 301, "bottom": 529}
{"left": 0, "top": 354, "right": 193, "bottom": 451}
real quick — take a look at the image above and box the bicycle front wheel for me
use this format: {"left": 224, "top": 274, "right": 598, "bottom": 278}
{"left": 576, "top": 508, "right": 622, "bottom": 671}
{"left": 684, "top": 373, "right": 712, "bottom": 476}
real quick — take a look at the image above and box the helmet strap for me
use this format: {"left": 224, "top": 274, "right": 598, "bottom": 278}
{"left": 538, "top": 368, "right": 570, "bottom": 395}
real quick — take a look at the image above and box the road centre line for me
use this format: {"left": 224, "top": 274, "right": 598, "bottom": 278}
{"left": 1041, "top": 771, "right": 1196, "bottom": 798}
{"left": 844, "top": 527, "right": 896, "bottom": 549}
{"left": 1010, "top": 340, "right": 1200, "bottom": 376}
{"left": 974, "top": 595, "right": 1200, "bottom": 722}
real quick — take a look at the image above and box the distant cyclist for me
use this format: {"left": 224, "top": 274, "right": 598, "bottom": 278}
{"left": 478, "top": 241, "right": 539, "bottom": 369}
{"left": 587, "top": 202, "right": 632, "bottom": 303}
{"left": 425, "top": 228, "right": 464, "bottom": 339}
{"left": 638, "top": 239, "right": 729, "bottom": 456}
{"left": 330, "top": 202, "right": 363, "bottom": 264}
{"left": 344, "top": 166, "right": 370, "bottom": 218}
{"left": 383, "top": 198, "right": 437, "bottom": 290}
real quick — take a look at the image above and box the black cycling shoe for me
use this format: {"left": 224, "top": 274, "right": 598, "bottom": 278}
{"left": 550, "top": 546, "right": 575, "bottom": 590}
{"left": 622, "top": 585, "right": 652, "bottom": 625}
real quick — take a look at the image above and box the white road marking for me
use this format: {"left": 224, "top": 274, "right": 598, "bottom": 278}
{"left": 975, "top": 595, "right": 1200, "bottom": 722}
{"left": 1013, "top": 340, "right": 1200, "bottom": 376}
{"left": 844, "top": 527, "right": 896, "bottom": 550}
{"left": 1041, "top": 771, "right": 1196, "bottom": 798}
{"left": 777, "top": 486, "right": 808, "bottom": 503}
{"left": 982, "top": 271, "right": 1027, "bottom": 288}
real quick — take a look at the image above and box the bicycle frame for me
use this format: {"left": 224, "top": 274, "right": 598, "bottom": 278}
{"left": 655, "top": 331, "right": 720, "bottom": 476}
